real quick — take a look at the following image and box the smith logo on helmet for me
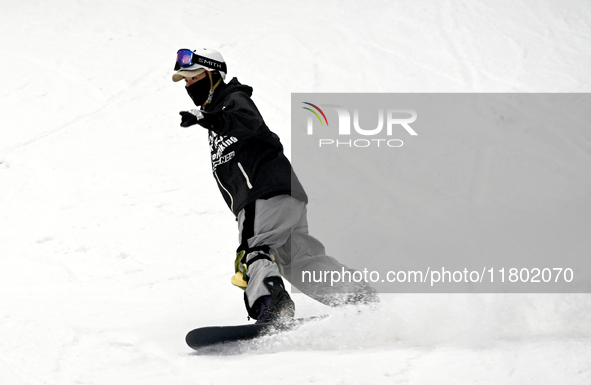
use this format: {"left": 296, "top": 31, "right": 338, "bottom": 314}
{"left": 197, "top": 57, "right": 223, "bottom": 70}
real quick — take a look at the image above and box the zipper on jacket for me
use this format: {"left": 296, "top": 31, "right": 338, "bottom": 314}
{"left": 214, "top": 170, "right": 234, "bottom": 212}
{"left": 237, "top": 162, "right": 253, "bottom": 189}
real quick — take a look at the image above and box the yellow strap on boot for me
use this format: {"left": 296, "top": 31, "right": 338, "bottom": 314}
{"left": 231, "top": 270, "right": 248, "bottom": 290}
{"left": 231, "top": 251, "right": 248, "bottom": 290}
{"left": 230, "top": 249, "right": 277, "bottom": 290}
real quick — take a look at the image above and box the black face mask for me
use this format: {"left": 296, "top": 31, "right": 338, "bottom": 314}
{"left": 186, "top": 76, "right": 211, "bottom": 107}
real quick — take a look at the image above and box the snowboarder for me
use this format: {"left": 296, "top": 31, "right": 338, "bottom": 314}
{"left": 172, "top": 48, "right": 377, "bottom": 324}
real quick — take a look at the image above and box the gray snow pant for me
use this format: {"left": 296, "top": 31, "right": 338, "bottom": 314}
{"left": 237, "top": 195, "right": 372, "bottom": 315}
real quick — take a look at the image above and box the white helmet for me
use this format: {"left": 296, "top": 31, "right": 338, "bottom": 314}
{"left": 172, "top": 48, "right": 227, "bottom": 82}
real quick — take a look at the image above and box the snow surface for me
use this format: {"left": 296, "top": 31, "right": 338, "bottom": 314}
{"left": 2, "top": 0, "right": 591, "bottom": 384}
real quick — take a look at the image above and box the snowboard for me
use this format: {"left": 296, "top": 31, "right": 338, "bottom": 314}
{"left": 186, "top": 316, "right": 325, "bottom": 350}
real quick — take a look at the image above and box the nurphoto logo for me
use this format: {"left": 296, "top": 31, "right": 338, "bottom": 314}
{"left": 302, "top": 102, "right": 418, "bottom": 148}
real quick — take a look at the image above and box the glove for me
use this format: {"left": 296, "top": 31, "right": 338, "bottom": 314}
{"left": 179, "top": 109, "right": 204, "bottom": 127}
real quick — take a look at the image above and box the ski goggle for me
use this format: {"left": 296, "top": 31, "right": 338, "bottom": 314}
{"left": 174, "top": 49, "right": 227, "bottom": 73}
{"left": 175, "top": 49, "right": 195, "bottom": 69}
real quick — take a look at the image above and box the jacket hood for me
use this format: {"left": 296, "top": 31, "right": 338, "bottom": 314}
{"left": 210, "top": 77, "right": 253, "bottom": 108}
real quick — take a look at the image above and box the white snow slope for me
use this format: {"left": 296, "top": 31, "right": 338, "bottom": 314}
{"left": 2, "top": 0, "right": 591, "bottom": 384}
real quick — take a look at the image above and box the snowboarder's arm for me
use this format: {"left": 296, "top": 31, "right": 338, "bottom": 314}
{"left": 198, "top": 93, "right": 265, "bottom": 136}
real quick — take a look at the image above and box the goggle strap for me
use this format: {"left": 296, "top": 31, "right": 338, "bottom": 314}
{"left": 190, "top": 53, "right": 227, "bottom": 73}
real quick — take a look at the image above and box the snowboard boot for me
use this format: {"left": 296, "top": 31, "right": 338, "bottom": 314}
{"left": 253, "top": 277, "right": 295, "bottom": 325}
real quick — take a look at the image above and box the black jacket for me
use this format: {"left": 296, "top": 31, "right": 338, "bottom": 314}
{"left": 198, "top": 78, "right": 308, "bottom": 216}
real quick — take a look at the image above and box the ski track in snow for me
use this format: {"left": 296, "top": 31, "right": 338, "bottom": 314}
{"left": 1, "top": 0, "right": 591, "bottom": 384}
